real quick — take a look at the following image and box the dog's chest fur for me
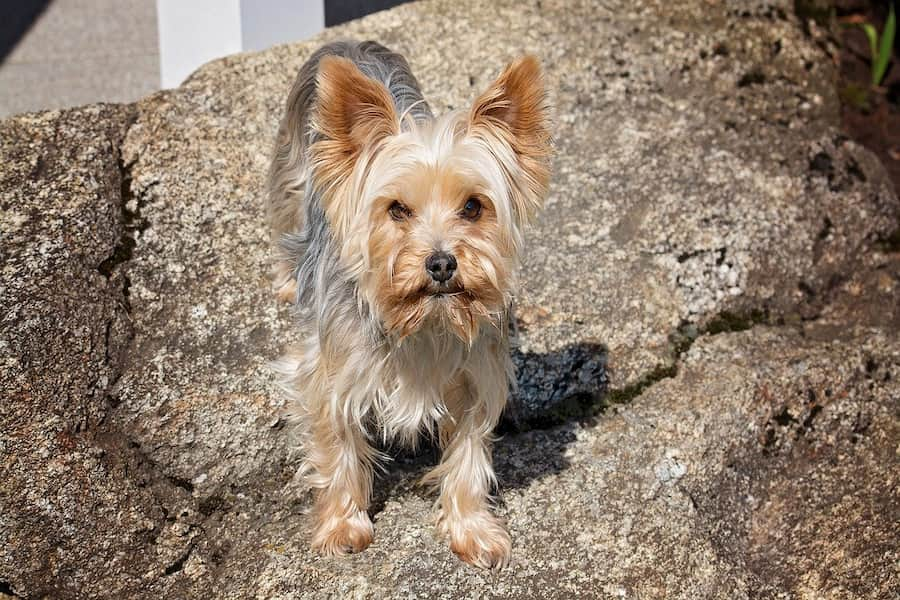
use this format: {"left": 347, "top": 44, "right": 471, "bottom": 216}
{"left": 373, "top": 324, "right": 506, "bottom": 444}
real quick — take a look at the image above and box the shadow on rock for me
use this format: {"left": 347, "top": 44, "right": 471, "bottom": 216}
{"left": 367, "top": 342, "right": 610, "bottom": 517}
{"left": 507, "top": 342, "right": 610, "bottom": 430}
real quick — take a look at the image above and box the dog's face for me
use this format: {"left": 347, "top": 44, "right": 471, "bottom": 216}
{"left": 309, "top": 55, "right": 551, "bottom": 342}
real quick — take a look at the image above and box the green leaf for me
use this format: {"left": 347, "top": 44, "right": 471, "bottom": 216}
{"left": 859, "top": 23, "right": 879, "bottom": 64}
{"left": 873, "top": 4, "right": 896, "bottom": 86}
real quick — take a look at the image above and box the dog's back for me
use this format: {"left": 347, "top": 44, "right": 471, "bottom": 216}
{"left": 266, "top": 41, "right": 431, "bottom": 301}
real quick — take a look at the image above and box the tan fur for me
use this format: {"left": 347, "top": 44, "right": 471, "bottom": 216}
{"left": 426, "top": 372, "right": 512, "bottom": 569}
{"left": 364, "top": 167, "right": 511, "bottom": 343}
{"left": 267, "top": 131, "right": 306, "bottom": 303}
{"left": 310, "top": 56, "right": 400, "bottom": 243}
{"left": 469, "top": 55, "right": 552, "bottom": 227}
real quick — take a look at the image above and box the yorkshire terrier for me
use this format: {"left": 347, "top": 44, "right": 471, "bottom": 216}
{"left": 267, "top": 40, "right": 551, "bottom": 569}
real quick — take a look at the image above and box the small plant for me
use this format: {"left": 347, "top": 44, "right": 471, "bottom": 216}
{"left": 842, "top": 3, "right": 896, "bottom": 87}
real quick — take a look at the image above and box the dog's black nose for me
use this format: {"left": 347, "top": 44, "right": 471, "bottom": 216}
{"left": 425, "top": 252, "right": 457, "bottom": 283}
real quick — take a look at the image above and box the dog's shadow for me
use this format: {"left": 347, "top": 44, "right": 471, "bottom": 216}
{"left": 368, "top": 342, "right": 609, "bottom": 519}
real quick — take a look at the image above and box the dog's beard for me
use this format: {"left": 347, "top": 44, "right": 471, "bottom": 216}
{"left": 363, "top": 231, "right": 511, "bottom": 344}
{"left": 377, "top": 280, "right": 502, "bottom": 344}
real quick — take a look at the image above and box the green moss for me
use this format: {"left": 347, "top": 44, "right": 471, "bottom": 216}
{"left": 603, "top": 364, "right": 678, "bottom": 407}
{"left": 839, "top": 83, "right": 871, "bottom": 112}
{"left": 519, "top": 308, "right": 770, "bottom": 432}
{"left": 546, "top": 392, "right": 596, "bottom": 423}
{"left": 703, "top": 309, "right": 768, "bottom": 335}
{"left": 669, "top": 323, "right": 699, "bottom": 357}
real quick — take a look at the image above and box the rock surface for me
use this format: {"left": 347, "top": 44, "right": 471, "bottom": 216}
{"left": 1, "top": 0, "right": 898, "bottom": 598}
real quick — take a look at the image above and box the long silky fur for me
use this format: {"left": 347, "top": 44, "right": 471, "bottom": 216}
{"left": 267, "top": 40, "right": 550, "bottom": 566}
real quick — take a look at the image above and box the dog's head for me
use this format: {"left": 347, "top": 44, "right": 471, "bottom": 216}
{"left": 309, "top": 55, "right": 551, "bottom": 343}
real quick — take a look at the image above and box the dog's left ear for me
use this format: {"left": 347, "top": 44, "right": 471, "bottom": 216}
{"left": 469, "top": 55, "right": 552, "bottom": 225}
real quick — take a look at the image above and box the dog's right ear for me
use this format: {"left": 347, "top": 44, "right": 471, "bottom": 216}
{"left": 310, "top": 56, "right": 399, "bottom": 192}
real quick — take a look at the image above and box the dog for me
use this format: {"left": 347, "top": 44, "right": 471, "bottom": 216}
{"left": 267, "top": 40, "right": 551, "bottom": 569}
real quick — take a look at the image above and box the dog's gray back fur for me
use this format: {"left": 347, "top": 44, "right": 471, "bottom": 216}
{"left": 267, "top": 41, "right": 433, "bottom": 343}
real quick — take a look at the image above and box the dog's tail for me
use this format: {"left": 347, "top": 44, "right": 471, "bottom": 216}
{"left": 266, "top": 43, "right": 336, "bottom": 302}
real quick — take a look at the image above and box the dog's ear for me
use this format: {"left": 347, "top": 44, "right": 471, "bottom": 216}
{"left": 311, "top": 56, "right": 399, "bottom": 190}
{"left": 469, "top": 56, "right": 552, "bottom": 225}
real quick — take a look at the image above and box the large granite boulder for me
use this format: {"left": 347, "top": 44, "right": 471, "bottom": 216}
{"left": 1, "top": 0, "right": 897, "bottom": 598}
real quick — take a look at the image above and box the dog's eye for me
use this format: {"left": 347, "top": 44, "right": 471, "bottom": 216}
{"left": 388, "top": 201, "right": 412, "bottom": 221}
{"left": 460, "top": 197, "right": 482, "bottom": 221}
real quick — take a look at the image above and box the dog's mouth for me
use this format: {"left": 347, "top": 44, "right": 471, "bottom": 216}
{"left": 421, "top": 279, "right": 465, "bottom": 298}
{"left": 402, "top": 280, "right": 467, "bottom": 303}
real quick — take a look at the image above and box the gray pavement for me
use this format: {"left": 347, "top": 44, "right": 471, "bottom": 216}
{"left": 0, "top": 0, "right": 159, "bottom": 118}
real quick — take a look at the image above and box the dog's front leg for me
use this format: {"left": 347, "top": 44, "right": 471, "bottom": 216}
{"left": 306, "top": 400, "right": 376, "bottom": 555}
{"left": 425, "top": 372, "right": 511, "bottom": 569}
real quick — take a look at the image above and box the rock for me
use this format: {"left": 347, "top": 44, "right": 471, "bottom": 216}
{"left": 0, "top": 105, "right": 189, "bottom": 598}
{"left": 176, "top": 327, "right": 900, "bottom": 599}
{"left": 1, "top": 105, "right": 132, "bottom": 431}
{"left": 119, "top": 0, "right": 900, "bottom": 433}
{"left": 1, "top": 0, "right": 898, "bottom": 598}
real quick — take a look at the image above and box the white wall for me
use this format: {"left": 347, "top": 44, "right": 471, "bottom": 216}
{"left": 241, "top": 0, "right": 324, "bottom": 52}
{"left": 157, "top": 0, "right": 242, "bottom": 88}
{"left": 157, "top": 0, "right": 324, "bottom": 88}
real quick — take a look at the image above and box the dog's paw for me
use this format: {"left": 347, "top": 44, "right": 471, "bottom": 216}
{"left": 311, "top": 509, "right": 374, "bottom": 556}
{"left": 274, "top": 277, "right": 298, "bottom": 304}
{"left": 442, "top": 510, "right": 512, "bottom": 570}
